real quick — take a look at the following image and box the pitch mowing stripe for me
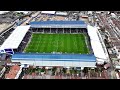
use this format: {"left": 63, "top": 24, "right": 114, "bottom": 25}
{"left": 77, "top": 34, "right": 82, "bottom": 53}
{"left": 76, "top": 34, "right": 79, "bottom": 53}
{"left": 51, "top": 34, "right": 56, "bottom": 52}
{"left": 59, "top": 34, "right": 63, "bottom": 52}
{"left": 35, "top": 34, "right": 40, "bottom": 52}
{"left": 42, "top": 34, "right": 48, "bottom": 52}
{"left": 64, "top": 34, "right": 67, "bottom": 53}
{"left": 42, "top": 34, "right": 46, "bottom": 52}
{"left": 70, "top": 35, "right": 74, "bottom": 53}
{"left": 25, "top": 34, "right": 34, "bottom": 52}
{"left": 56, "top": 34, "right": 59, "bottom": 52}
{"left": 47, "top": 34, "right": 52, "bottom": 53}
{"left": 32, "top": 34, "right": 38, "bottom": 52}
{"left": 67, "top": 34, "right": 69, "bottom": 53}
{"left": 41, "top": 34, "right": 48, "bottom": 53}
{"left": 57, "top": 34, "right": 59, "bottom": 52}
{"left": 30, "top": 36, "right": 35, "bottom": 52}
{"left": 25, "top": 34, "right": 36, "bottom": 52}
{"left": 31, "top": 34, "right": 38, "bottom": 52}
{"left": 63, "top": 35, "right": 65, "bottom": 52}
{"left": 57, "top": 34, "right": 60, "bottom": 52}
{"left": 55, "top": 34, "right": 58, "bottom": 52}
{"left": 73, "top": 34, "right": 76, "bottom": 53}
{"left": 56, "top": 34, "right": 58, "bottom": 52}
{"left": 82, "top": 34, "right": 86, "bottom": 53}
{"left": 39, "top": 34, "right": 45, "bottom": 52}
{"left": 84, "top": 34, "right": 89, "bottom": 53}
{"left": 72, "top": 34, "right": 75, "bottom": 53}
{"left": 68, "top": 34, "right": 72, "bottom": 53}
{"left": 37, "top": 35, "right": 41, "bottom": 52}
{"left": 46, "top": 34, "right": 50, "bottom": 53}
{"left": 67, "top": 34, "right": 71, "bottom": 53}
{"left": 78, "top": 34, "right": 82, "bottom": 53}
{"left": 79, "top": 34, "right": 85, "bottom": 53}
{"left": 67, "top": 34, "right": 70, "bottom": 53}
{"left": 81, "top": 34, "right": 88, "bottom": 53}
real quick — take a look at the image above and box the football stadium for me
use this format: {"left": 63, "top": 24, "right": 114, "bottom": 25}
{"left": 0, "top": 21, "right": 108, "bottom": 68}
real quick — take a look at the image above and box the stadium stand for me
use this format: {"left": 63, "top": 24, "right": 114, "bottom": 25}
{"left": 30, "top": 21, "right": 87, "bottom": 28}
{"left": 12, "top": 53, "right": 96, "bottom": 67}
{"left": 0, "top": 25, "right": 30, "bottom": 52}
{"left": 87, "top": 25, "right": 108, "bottom": 64}
{"left": 30, "top": 21, "right": 87, "bottom": 34}
{"left": 1, "top": 20, "right": 106, "bottom": 68}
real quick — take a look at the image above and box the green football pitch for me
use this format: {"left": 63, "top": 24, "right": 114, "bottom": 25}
{"left": 24, "top": 34, "right": 89, "bottom": 54}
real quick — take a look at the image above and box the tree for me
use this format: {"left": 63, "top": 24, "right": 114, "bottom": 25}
{"left": 41, "top": 68, "right": 45, "bottom": 72}
{"left": 74, "top": 69, "right": 77, "bottom": 74}
{"left": 62, "top": 68, "right": 66, "bottom": 74}
{"left": 83, "top": 67, "right": 88, "bottom": 74}
{"left": 95, "top": 68, "right": 99, "bottom": 72}
{"left": 70, "top": 70, "right": 73, "bottom": 75}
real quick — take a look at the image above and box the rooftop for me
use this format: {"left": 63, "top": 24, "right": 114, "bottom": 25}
{"left": 113, "top": 42, "right": 120, "bottom": 46}
{"left": 109, "top": 37, "right": 118, "bottom": 41}
{"left": 5, "top": 65, "right": 20, "bottom": 79}
{"left": 87, "top": 25, "right": 107, "bottom": 61}
{"left": 41, "top": 11, "right": 56, "bottom": 15}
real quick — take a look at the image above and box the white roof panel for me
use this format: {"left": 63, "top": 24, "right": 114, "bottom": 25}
{"left": 116, "top": 65, "right": 120, "bottom": 69}
{"left": 88, "top": 11, "right": 92, "bottom": 14}
{"left": 87, "top": 25, "right": 107, "bottom": 60}
{"left": 0, "top": 25, "right": 30, "bottom": 49}
{"left": 56, "top": 12, "right": 67, "bottom": 16}
{"left": 41, "top": 11, "right": 55, "bottom": 14}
